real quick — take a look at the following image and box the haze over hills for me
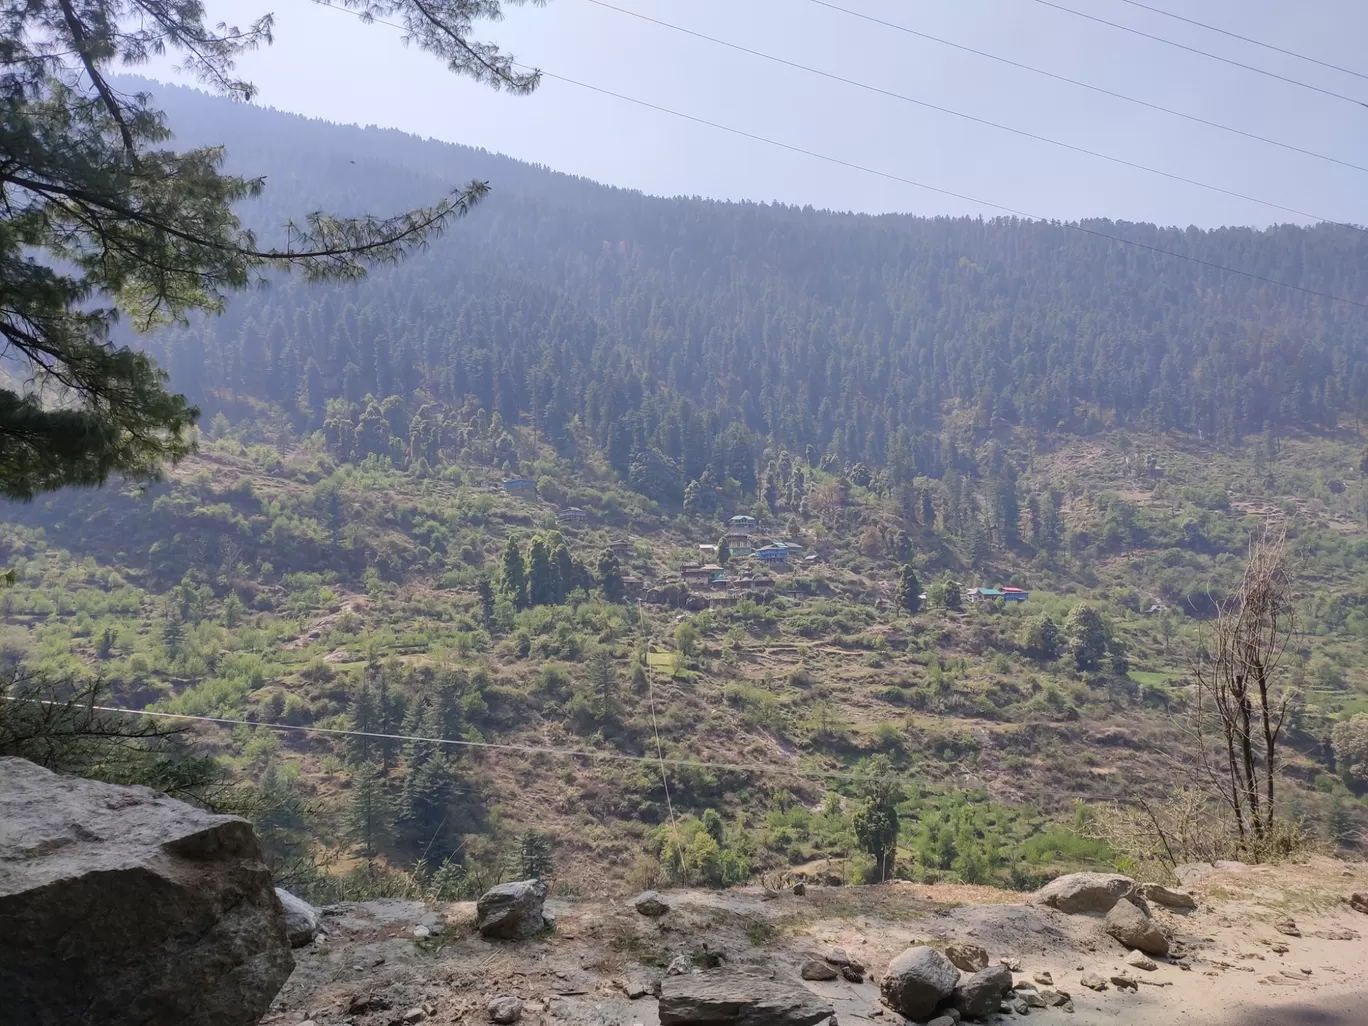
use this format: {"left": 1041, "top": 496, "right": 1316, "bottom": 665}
{"left": 3, "top": 78, "right": 1366, "bottom": 897}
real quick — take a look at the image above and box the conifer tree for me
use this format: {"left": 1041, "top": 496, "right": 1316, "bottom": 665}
{"left": 896, "top": 564, "right": 922, "bottom": 615}
{"left": 598, "top": 549, "right": 626, "bottom": 604}
{"left": 348, "top": 761, "right": 392, "bottom": 861}
{"left": 501, "top": 536, "right": 527, "bottom": 609}
{"left": 527, "top": 536, "right": 557, "bottom": 607}
{"left": 0, "top": 0, "right": 541, "bottom": 498}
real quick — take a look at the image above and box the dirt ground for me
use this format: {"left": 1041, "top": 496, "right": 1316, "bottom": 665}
{"left": 263, "top": 858, "right": 1368, "bottom": 1026}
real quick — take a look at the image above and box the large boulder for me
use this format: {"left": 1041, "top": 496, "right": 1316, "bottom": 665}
{"left": 634, "top": 890, "right": 671, "bottom": 917}
{"left": 275, "top": 887, "right": 321, "bottom": 947}
{"left": 0, "top": 757, "right": 293, "bottom": 1026}
{"left": 880, "top": 946, "right": 961, "bottom": 1021}
{"left": 951, "top": 963, "right": 1014, "bottom": 1019}
{"left": 659, "top": 969, "right": 834, "bottom": 1026}
{"left": 1031, "top": 872, "right": 1135, "bottom": 915}
{"left": 476, "top": 879, "right": 549, "bottom": 940}
{"left": 1105, "top": 897, "right": 1170, "bottom": 956}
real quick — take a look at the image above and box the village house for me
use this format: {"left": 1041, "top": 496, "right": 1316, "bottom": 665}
{"left": 555, "top": 507, "right": 588, "bottom": 524}
{"left": 502, "top": 478, "right": 537, "bottom": 497}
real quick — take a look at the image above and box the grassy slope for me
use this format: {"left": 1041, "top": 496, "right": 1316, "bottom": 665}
{"left": 2, "top": 420, "right": 1366, "bottom": 893}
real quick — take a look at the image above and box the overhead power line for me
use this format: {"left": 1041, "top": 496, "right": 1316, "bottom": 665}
{"left": 3, "top": 695, "right": 1139, "bottom": 802}
{"left": 311, "top": 0, "right": 1368, "bottom": 311}
{"left": 1111, "top": 0, "right": 1368, "bottom": 84}
{"left": 583, "top": 0, "right": 1363, "bottom": 233}
{"left": 1023, "top": 0, "right": 1368, "bottom": 108}
{"left": 809, "top": 0, "right": 1368, "bottom": 178}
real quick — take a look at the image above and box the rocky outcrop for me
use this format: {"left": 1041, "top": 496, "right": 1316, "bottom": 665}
{"left": 1139, "top": 883, "right": 1197, "bottom": 910}
{"left": 1105, "top": 898, "right": 1170, "bottom": 956}
{"left": 1031, "top": 872, "right": 1135, "bottom": 915}
{"left": 945, "top": 941, "right": 989, "bottom": 972}
{"left": 0, "top": 756, "right": 293, "bottom": 1026}
{"left": 658, "top": 969, "right": 834, "bottom": 1026}
{"left": 951, "top": 963, "right": 1013, "bottom": 1019}
{"left": 276, "top": 887, "right": 321, "bottom": 947}
{"left": 476, "top": 880, "right": 548, "bottom": 940}
{"left": 880, "top": 946, "right": 961, "bottom": 1021}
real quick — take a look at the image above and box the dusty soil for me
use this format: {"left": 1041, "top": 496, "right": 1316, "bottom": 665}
{"left": 264, "top": 858, "right": 1368, "bottom": 1026}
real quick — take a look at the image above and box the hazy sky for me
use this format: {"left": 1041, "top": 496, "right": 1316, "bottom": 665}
{"left": 150, "top": 0, "right": 1368, "bottom": 228}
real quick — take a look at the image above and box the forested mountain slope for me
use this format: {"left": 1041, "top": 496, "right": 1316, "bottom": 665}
{"left": 134, "top": 79, "right": 1368, "bottom": 490}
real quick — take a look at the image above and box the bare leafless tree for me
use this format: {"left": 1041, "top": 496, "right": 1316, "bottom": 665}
{"left": 1190, "top": 525, "right": 1295, "bottom": 857}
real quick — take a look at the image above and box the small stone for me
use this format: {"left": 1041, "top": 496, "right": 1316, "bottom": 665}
{"left": 1273, "top": 916, "right": 1301, "bottom": 938}
{"left": 999, "top": 956, "right": 1023, "bottom": 972}
{"left": 1079, "top": 973, "right": 1108, "bottom": 992}
{"left": 412, "top": 925, "right": 431, "bottom": 939}
{"left": 946, "top": 941, "right": 990, "bottom": 973}
{"left": 623, "top": 981, "right": 649, "bottom": 999}
{"left": 666, "top": 955, "right": 691, "bottom": 977}
{"left": 825, "top": 949, "right": 864, "bottom": 973}
{"left": 793, "top": 882, "right": 806, "bottom": 896}
{"left": 402, "top": 1008, "right": 426, "bottom": 1024}
{"left": 802, "top": 960, "right": 839, "bottom": 981}
{"left": 1348, "top": 892, "right": 1368, "bottom": 915}
{"left": 1137, "top": 883, "right": 1197, "bottom": 910}
{"left": 634, "top": 891, "right": 670, "bottom": 917}
{"left": 1018, "top": 989, "right": 1047, "bottom": 1009}
{"left": 929, "top": 1018, "right": 957, "bottom": 1026}
{"left": 1014, "top": 1000, "right": 1030, "bottom": 1015}
{"left": 1105, "top": 898, "right": 1169, "bottom": 956}
{"left": 868, "top": 1007, "right": 884, "bottom": 1018}
{"left": 1126, "top": 951, "right": 1157, "bottom": 971}
{"left": 487, "top": 996, "right": 524, "bottom": 1024}
{"left": 1110, "top": 975, "right": 1138, "bottom": 992}
{"left": 1271, "top": 942, "right": 1289, "bottom": 954}
{"left": 1032, "top": 972, "right": 1053, "bottom": 986}
{"left": 1301, "top": 968, "right": 1312, "bottom": 975}
{"left": 840, "top": 965, "right": 864, "bottom": 984}
{"left": 1041, "top": 988, "right": 1071, "bottom": 1007}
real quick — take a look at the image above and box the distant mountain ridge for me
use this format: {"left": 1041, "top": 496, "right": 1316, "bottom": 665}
{"left": 124, "top": 77, "right": 1368, "bottom": 493}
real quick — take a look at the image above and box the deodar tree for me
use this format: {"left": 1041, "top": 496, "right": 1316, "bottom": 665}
{"left": 0, "top": 0, "right": 542, "bottom": 499}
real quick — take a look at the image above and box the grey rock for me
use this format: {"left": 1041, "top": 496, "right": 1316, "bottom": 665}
{"left": 0, "top": 757, "right": 293, "bottom": 1026}
{"left": 402, "top": 1008, "right": 426, "bottom": 1024}
{"left": 1017, "top": 988, "right": 1047, "bottom": 1009}
{"left": 1031, "top": 872, "right": 1135, "bottom": 915}
{"left": 1013, "top": 999, "right": 1030, "bottom": 1015}
{"left": 1348, "top": 892, "right": 1368, "bottom": 915}
{"left": 945, "top": 941, "right": 990, "bottom": 973}
{"left": 792, "top": 882, "right": 806, "bottom": 896}
{"left": 1040, "top": 988, "right": 1071, "bottom": 1007}
{"left": 1105, "top": 898, "right": 1169, "bottom": 956}
{"left": 801, "top": 960, "right": 839, "bottom": 981}
{"left": 1109, "top": 975, "right": 1138, "bottom": 992}
{"left": 487, "top": 995, "right": 524, "bottom": 1024}
{"left": 1274, "top": 916, "right": 1301, "bottom": 937}
{"left": 929, "top": 1018, "right": 957, "bottom": 1026}
{"left": 667, "top": 955, "right": 693, "bottom": 977}
{"left": 658, "top": 969, "right": 834, "bottom": 1026}
{"left": 476, "top": 879, "right": 548, "bottom": 940}
{"left": 880, "top": 946, "right": 961, "bottom": 1021}
{"left": 952, "top": 964, "right": 1013, "bottom": 1019}
{"left": 624, "top": 981, "right": 650, "bottom": 999}
{"left": 1078, "top": 973, "right": 1108, "bottom": 991}
{"left": 635, "top": 890, "right": 671, "bottom": 917}
{"left": 825, "top": 949, "right": 864, "bottom": 973}
{"left": 1032, "top": 972, "right": 1053, "bottom": 986}
{"left": 1125, "top": 951, "right": 1157, "bottom": 971}
{"left": 1138, "top": 883, "right": 1196, "bottom": 910}
{"left": 276, "top": 887, "right": 322, "bottom": 948}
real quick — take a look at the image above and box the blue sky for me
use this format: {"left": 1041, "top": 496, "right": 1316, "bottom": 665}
{"left": 153, "top": 0, "right": 1368, "bottom": 227}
